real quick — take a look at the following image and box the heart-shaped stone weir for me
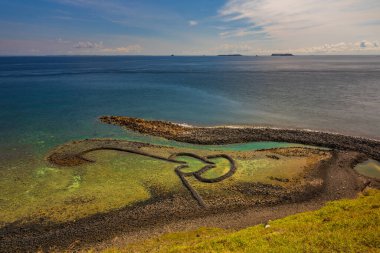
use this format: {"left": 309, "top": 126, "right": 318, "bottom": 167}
{"left": 169, "top": 153, "right": 237, "bottom": 207}
{"left": 49, "top": 146, "right": 237, "bottom": 208}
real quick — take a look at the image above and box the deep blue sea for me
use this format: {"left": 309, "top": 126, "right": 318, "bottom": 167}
{"left": 0, "top": 55, "right": 379, "bottom": 160}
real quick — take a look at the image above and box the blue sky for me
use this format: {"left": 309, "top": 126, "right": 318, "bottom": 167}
{"left": 0, "top": 0, "right": 379, "bottom": 55}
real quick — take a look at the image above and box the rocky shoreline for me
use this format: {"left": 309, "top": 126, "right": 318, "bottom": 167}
{"left": 100, "top": 116, "right": 380, "bottom": 161}
{"left": 1, "top": 117, "right": 379, "bottom": 252}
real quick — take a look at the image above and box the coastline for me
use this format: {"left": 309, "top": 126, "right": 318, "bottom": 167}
{"left": 1, "top": 116, "right": 379, "bottom": 252}
{"left": 100, "top": 116, "right": 380, "bottom": 161}
{"left": 1, "top": 146, "right": 374, "bottom": 252}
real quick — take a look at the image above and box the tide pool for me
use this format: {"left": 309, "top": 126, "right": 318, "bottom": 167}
{"left": 355, "top": 159, "right": 380, "bottom": 179}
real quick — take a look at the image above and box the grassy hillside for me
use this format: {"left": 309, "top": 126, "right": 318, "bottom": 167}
{"left": 99, "top": 189, "right": 380, "bottom": 253}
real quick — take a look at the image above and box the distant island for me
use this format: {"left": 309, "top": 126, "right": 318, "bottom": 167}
{"left": 217, "top": 54, "right": 243, "bottom": 56}
{"left": 272, "top": 53, "right": 294, "bottom": 56}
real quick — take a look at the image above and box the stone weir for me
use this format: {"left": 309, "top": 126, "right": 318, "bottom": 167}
{"left": 100, "top": 116, "right": 380, "bottom": 161}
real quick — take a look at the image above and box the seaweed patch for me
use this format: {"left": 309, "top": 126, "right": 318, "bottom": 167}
{"left": 48, "top": 147, "right": 237, "bottom": 207}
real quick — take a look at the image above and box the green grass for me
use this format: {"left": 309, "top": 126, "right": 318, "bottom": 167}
{"left": 100, "top": 189, "right": 380, "bottom": 253}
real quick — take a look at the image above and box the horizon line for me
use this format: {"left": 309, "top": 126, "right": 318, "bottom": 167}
{"left": 1, "top": 54, "right": 380, "bottom": 57}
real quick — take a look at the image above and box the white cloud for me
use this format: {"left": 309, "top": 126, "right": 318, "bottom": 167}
{"left": 73, "top": 41, "right": 103, "bottom": 49}
{"left": 71, "top": 40, "right": 142, "bottom": 54}
{"left": 100, "top": 44, "right": 143, "bottom": 54}
{"left": 212, "top": 42, "right": 253, "bottom": 54}
{"left": 188, "top": 20, "right": 198, "bottom": 26}
{"left": 219, "top": 0, "right": 380, "bottom": 42}
{"left": 293, "top": 40, "right": 380, "bottom": 54}
{"left": 219, "top": 28, "right": 266, "bottom": 38}
{"left": 211, "top": 40, "right": 380, "bottom": 55}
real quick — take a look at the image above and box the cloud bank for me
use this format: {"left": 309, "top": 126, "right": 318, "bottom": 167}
{"left": 69, "top": 40, "right": 142, "bottom": 54}
{"left": 0, "top": 1, "right": 379, "bottom": 55}
{"left": 73, "top": 41, "right": 103, "bottom": 49}
{"left": 100, "top": 45, "right": 143, "bottom": 54}
{"left": 212, "top": 40, "right": 380, "bottom": 55}
{"left": 219, "top": 0, "right": 380, "bottom": 42}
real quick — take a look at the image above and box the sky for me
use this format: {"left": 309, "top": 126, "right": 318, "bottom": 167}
{"left": 0, "top": 0, "right": 379, "bottom": 55}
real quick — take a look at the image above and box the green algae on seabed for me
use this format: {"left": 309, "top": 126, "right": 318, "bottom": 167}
{"left": 0, "top": 152, "right": 174, "bottom": 225}
{"left": 0, "top": 144, "right": 329, "bottom": 226}
{"left": 355, "top": 159, "right": 380, "bottom": 179}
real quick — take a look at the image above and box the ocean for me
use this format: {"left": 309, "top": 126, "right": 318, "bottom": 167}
{"left": 1, "top": 55, "right": 380, "bottom": 230}
{"left": 0, "top": 55, "right": 379, "bottom": 160}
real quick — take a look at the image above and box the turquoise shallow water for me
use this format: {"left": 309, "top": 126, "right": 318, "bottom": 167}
{"left": 115, "top": 129, "right": 302, "bottom": 151}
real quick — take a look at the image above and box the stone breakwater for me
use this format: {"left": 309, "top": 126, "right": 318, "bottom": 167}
{"left": 100, "top": 116, "right": 380, "bottom": 161}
